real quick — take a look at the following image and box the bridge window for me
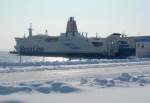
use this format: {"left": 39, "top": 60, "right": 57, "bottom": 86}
{"left": 92, "top": 42, "right": 103, "bottom": 47}
{"left": 45, "top": 37, "right": 58, "bottom": 42}
{"left": 141, "top": 43, "right": 144, "bottom": 48}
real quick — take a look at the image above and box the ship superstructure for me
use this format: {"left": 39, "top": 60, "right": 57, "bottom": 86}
{"left": 13, "top": 17, "right": 137, "bottom": 58}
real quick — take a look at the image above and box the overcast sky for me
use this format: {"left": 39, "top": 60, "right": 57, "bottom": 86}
{"left": 0, "top": 0, "right": 150, "bottom": 51}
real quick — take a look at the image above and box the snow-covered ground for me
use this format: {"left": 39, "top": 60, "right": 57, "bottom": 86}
{"left": 0, "top": 86, "right": 150, "bottom": 103}
{"left": 1, "top": 57, "right": 150, "bottom": 103}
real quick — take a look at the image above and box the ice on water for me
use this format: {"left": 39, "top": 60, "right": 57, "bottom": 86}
{"left": 1, "top": 51, "right": 150, "bottom": 95}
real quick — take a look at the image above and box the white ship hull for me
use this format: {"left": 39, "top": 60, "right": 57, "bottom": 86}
{"left": 15, "top": 32, "right": 108, "bottom": 58}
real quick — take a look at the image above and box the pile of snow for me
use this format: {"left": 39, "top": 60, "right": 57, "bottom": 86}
{"left": 117, "top": 73, "right": 132, "bottom": 82}
{"left": 3, "top": 73, "right": 149, "bottom": 95}
{"left": 0, "top": 86, "right": 32, "bottom": 95}
{"left": 35, "top": 82, "right": 80, "bottom": 94}
{"left": 94, "top": 79, "right": 115, "bottom": 87}
{"left": 0, "top": 82, "right": 80, "bottom": 95}
{"left": 79, "top": 73, "right": 150, "bottom": 88}
{"left": 116, "top": 73, "right": 150, "bottom": 84}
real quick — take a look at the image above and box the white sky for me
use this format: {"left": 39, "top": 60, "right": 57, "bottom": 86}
{"left": 0, "top": 0, "right": 150, "bottom": 51}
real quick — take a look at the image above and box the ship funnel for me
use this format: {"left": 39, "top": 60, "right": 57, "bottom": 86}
{"left": 28, "top": 23, "right": 33, "bottom": 38}
{"left": 66, "top": 17, "right": 78, "bottom": 33}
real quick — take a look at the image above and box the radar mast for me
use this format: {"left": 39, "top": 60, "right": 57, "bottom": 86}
{"left": 28, "top": 23, "right": 33, "bottom": 38}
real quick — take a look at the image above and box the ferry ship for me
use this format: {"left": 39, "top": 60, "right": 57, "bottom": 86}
{"left": 12, "top": 17, "right": 137, "bottom": 58}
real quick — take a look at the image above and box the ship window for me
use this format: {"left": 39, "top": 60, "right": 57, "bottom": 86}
{"left": 118, "top": 41, "right": 127, "bottom": 45}
{"left": 92, "top": 42, "right": 103, "bottom": 47}
{"left": 141, "top": 43, "right": 144, "bottom": 48}
{"left": 66, "top": 33, "right": 68, "bottom": 37}
{"left": 118, "top": 41, "right": 129, "bottom": 48}
{"left": 72, "top": 32, "right": 75, "bottom": 36}
{"left": 45, "top": 37, "right": 58, "bottom": 42}
{"left": 137, "top": 43, "right": 140, "bottom": 48}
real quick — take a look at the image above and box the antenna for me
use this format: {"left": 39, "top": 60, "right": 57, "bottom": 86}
{"left": 30, "top": 23, "right": 32, "bottom": 28}
{"left": 45, "top": 29, "right": 48, "bottom": 35}
{"left": 24, "top": 33, "right": 26, "bottom": 38}
{"left": 96, "top": 32, "right": 98, "bottom": 38}
{"left": 28, "top": 23, "right": 33, "bottom": 38}
{"left": 86, "top": 32, "right": 87, "bottom": 38}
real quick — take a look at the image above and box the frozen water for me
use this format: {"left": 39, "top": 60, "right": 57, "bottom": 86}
{"left": 1, "top": 51, "right": 150, "bottom": 75}
{"left": 1, "top": 51, "right": 150, "bottom": 103}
